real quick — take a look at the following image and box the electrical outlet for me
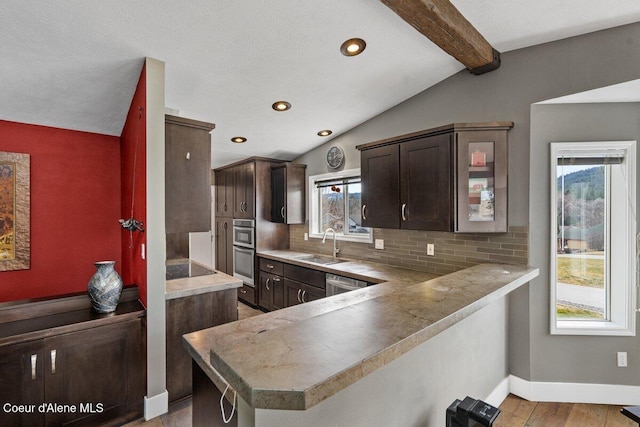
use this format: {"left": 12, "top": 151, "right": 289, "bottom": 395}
{"left": 374, "top": 239, "right": 384, "bottom": 250}
{"left": 617, "top": 352, "right": 628, "bottom": 367}
{"left": 427, "top": 243, "right": 435, "bottom": 256}
{"left": 304, "top": 233, "right": 308, "bottom": 241}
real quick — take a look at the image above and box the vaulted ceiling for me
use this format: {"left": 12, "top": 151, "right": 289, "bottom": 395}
{"left": 1, "top": 1, "right": 639, "bottom": 168}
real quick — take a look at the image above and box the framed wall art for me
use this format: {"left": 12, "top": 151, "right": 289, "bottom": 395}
{"left": 0, "top": 151, "right": 30, "bottom": 271}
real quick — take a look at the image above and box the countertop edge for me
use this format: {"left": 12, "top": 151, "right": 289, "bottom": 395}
{"left": 165, "top": 273, "right": 243, "bottom": 300}
{"left": 248, "top": 265, "right": 539, "bottom": 410}
{"left": 188, "top": 262, "right": 539, "bottom": 411}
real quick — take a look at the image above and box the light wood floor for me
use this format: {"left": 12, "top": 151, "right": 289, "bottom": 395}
{"left": 496, "top": 394, "right": 636, "bottom": 427}
{"left": 126, "top": 394, "right": 637, "bottom": 427}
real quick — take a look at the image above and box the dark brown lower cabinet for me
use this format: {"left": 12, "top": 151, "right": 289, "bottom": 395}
{"left": 0, "top": 341, "right": 44, "bottom": 427}
{"left": 0, "top": 319, "right": 144, "bottom": 427}
{"left": 238, "top": 284, "right": 257, "bottom": 306}
{"left": 284, "top": 278, "right": 325, "bottom": 307}
{"left": 258, "top": 271, "right": 284, "bottom": 311}
{"left": 166, "top": 289, "right": 238, "bottom": 403}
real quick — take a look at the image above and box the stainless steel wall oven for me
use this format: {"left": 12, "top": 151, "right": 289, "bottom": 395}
{"left": 232, "top": 219, "right": 255, "bottom": 286}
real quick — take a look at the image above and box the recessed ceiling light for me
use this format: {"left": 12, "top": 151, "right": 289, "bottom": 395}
{"left": 317, "top": 130, "right": 332, "bottom": 137}
{"left": 340, "top": 38, "right": 366, "bottom": 56}
{"left": 231, "top": 136, "right": 247, "bottom": 143}
{"left": 272, "top": 101, "right": 291, "bottom": 111}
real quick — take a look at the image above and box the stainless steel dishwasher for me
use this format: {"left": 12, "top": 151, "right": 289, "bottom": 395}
{"left": 326, "top": 273, "right": 369, "bottom": 297}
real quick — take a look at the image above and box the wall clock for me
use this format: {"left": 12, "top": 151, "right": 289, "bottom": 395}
{"left": 326, "top": 146, "right": 345, "bottom": 169}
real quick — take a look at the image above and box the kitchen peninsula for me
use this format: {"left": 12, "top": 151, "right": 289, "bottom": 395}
{"left": 183, "top": 255, "right": 538, "bottom": 427}
{"left": 165, "top": 260, "right": 242, "bottom": 403}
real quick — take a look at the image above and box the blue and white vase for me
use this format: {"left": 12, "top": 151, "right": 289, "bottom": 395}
{"left": 87, "top": 261, "right": 123, "bottom": 313}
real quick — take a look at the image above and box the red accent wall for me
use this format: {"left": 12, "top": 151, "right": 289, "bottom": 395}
{"left": 120, "top": 65, "right": 148, "bottom": 307}
{"left": 0, "top": 121, "right": 122, "bottom": 301}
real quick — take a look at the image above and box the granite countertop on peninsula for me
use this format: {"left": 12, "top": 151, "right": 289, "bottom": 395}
{"left": 165, "top": 261, "right": 242, "bottom": 300}
{"left": 183, "top": 258, "right": 539, "bottom": 412}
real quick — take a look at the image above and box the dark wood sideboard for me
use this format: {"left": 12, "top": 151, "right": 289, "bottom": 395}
{"left": 0, "top": 287, "right": 146, "bottom": 427}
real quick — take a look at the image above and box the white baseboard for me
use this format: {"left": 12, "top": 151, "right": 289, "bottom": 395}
{"left": 485, "top": 376, "right": 511, "bottom": 407}
{"left": 506, "top": 375, "right": 640, "bottom": 406}
{"left": 144, "top": 390, "right": 169, "bottom": 421}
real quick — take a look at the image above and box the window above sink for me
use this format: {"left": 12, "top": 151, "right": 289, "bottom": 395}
{"left": 308, "top": 168, "right": 373, "bottom": 243}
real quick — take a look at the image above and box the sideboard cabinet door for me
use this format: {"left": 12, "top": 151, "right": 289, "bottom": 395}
{"left": 0, "top": 341, "right": 45, "bottom": 427}
{"left": 43, "top": 319, "right": 144, "bottom": 426}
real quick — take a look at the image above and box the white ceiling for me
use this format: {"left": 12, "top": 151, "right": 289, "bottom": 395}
{"left": 1, "top": 1, "right": 639, "bottom": 168}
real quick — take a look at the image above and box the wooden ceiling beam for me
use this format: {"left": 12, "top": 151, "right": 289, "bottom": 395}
{"left": 380, "top": 0, "right": 500, "bottom": 75}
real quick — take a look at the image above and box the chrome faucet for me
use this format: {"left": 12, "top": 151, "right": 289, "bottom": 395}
{"left": 322, "top": 228, "right": 340, "bottom": 258}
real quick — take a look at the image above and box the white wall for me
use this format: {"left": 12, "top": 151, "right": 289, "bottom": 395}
{"left": 144, "top": 57, "right": 169, "bottom": 419}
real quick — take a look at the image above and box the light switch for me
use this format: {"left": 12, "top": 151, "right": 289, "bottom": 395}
{"left": 374, "top": 239, "right": 384, "bottom": 250}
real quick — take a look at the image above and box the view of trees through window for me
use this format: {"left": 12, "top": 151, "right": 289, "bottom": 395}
{"left": 319, "top": 183, "right": 368, "bottom": 235}
{"left": 555, "top": 164, "right": 606, "bottom": 320}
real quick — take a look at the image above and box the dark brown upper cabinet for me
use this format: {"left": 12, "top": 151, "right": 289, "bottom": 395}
{"left": 400, "top": 133, "right": 453, "bottom": 230}
{"left": 357, "top": 122, "right": 512, "bottom": 233}
{"left": 455, "top": 128, "right": 509, "bottom": 233}
{"left": 233, "top": 162, "right": 255, "bottom": 219}
{"left": 270, "top": 163, "right": 307, "bottom": 224}
{"left": 360, "top": 144, "right": 400, "bottom": 229}
{"left": 214, "top": 168, "right": 233, "bottom": 218}
{"left": 165, "top": 115, "right": 215, "bottom": 233}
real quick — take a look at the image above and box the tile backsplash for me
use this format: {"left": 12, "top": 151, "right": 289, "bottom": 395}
{"left": 289, "top": 224, "right": 528, "bottom": 276}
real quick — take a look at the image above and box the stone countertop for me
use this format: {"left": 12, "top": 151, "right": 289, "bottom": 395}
{"left": 165, "top": 264, "right": 242, "bottom": 300}
{"left": 257, "top": 249, "right": 439, "bottom": 284}
{"left": 183, "top": 258, "right": 539, "bottom": 411}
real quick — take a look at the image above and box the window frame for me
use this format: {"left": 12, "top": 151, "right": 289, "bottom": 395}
{"left": 549, "top": 140, "right": 637, "bottom": 336}
{"left": 308, "top": 168, "right": 372, "bottom": 243}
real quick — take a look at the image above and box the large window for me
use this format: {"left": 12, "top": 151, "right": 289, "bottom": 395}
{"left": 550, "top": 141, "right": 636, "bottom": 336}
{"left": 308, "top": 169, "right": 372, "bottom": 242}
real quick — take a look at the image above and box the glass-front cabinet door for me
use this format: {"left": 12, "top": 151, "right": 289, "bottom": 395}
{"left": 456, "top": 129, "right": 509, "bottom": 232}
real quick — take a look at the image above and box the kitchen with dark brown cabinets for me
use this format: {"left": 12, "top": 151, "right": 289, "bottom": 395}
{"left": 2, "top": 4, "right": 640, "bottom": 427}
{"left": 213, "top": 158, "right": 306, "bottom": 307}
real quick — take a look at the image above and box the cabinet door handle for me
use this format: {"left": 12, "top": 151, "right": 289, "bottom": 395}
{"left": 223, "top": 222, "right": 227, "bottom": 230}
{"left": 50, "top": 350, "right": 57, "bottom": 375}
{"left": 31, "top": 354, "right": 37, "bottom": 380}
{"left": 280, "top": 206, "right": 285, "bottom": 219}
{"left": 240, "top": 288, "right": 247, "bottom": 294}
{"left": 297, "top": 289, "right": 302, "bottom": 303}
{"left": 272, "top": 277, "right": 280, "bottom": 283}
{"left": 223, "top": 202, "right": 227, "bottom": 212}
{"left": 362, "top": 204, "right": 367, "bottom": 220}
{"left": 266, "top": 264, "right": 274, "bottom": 269}
{"left": 401, "top": 203, "right": 407, "bottom": 221}
{"left": 265, "top": 278, "right": 270, "bottom": 291}
{"left": 301, "top": 291, "right": 307, "bottom": 303}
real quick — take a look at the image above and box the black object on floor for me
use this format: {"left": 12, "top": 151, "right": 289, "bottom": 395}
{"left": 622, "top": 406, "right": 640, "bottom": 425}
{"left": 446, "top": 396, "right": 501, "bottom": 426}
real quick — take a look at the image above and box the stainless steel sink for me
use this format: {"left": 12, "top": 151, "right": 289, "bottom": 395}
{"left": 296, "top": 255, "right": 344, "bottom": 265}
